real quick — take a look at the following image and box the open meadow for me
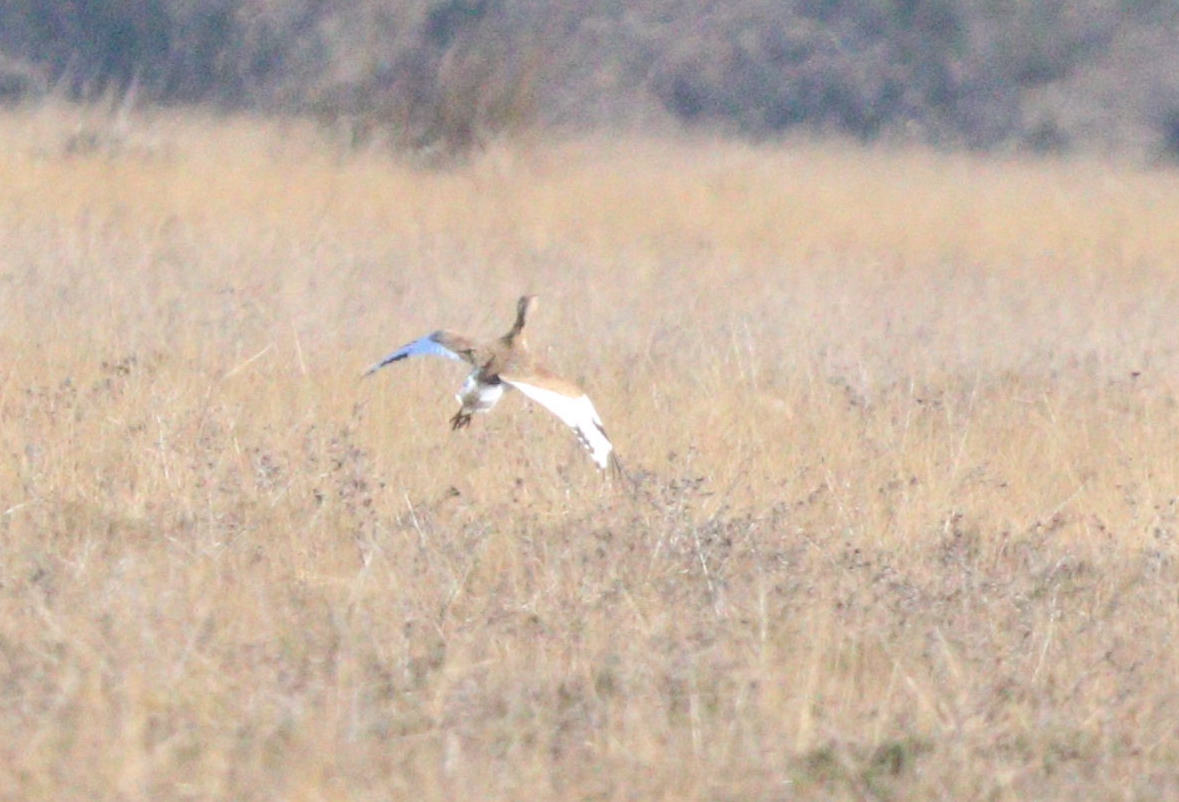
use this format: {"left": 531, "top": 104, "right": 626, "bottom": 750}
{"left": 1, "top": 105, "right": 1179, "bottom": 800}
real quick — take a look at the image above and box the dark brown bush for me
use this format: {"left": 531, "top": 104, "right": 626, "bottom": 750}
{"left": 0, "top": 0, "right": 1176, "bottom": 155}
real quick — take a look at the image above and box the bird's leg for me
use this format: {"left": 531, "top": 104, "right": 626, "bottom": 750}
{"left": 450, "top": 409, "right": 472, "bottom": 430}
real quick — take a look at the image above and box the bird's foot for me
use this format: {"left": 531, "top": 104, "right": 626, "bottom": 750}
{"left": 450, "top": 410, "right": 472, "bottom": 430}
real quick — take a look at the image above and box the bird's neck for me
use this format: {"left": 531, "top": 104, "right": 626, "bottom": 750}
{"left": 503, "top": 330, "right": 528, "bottom": 351}
{"left": 505, "top": 308, "right": 529, "bottom": 341}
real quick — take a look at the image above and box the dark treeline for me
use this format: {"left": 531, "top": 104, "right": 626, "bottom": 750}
{"left": 1, "top": 0, "right": 1177, "bottom": 157}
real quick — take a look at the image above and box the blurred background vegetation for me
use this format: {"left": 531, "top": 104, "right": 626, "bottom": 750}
{"left": 1, "top": 0, "right": 1178, "bottom": 159}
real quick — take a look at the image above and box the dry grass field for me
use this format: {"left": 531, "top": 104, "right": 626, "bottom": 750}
{"left": 1, "top": 104, "right": 1179, "bottom": 800}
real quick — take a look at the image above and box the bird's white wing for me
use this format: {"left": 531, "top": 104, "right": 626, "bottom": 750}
{"left": 363, "top": 333, "right": 467, "bottom": 376}
{"left": 503, "top": 378, "right": 614, "bottom": 470}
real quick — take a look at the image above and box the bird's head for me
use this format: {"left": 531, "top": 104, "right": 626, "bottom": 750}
{"left": 511, "top": 294, "right": 539, "bottom": 334}
{"left": 517, "top": 294, "right": 538, "bottom": 320}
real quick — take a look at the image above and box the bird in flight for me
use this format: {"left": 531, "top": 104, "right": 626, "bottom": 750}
{"left": 364, "top": 295, "right": 617, "bottom": 471}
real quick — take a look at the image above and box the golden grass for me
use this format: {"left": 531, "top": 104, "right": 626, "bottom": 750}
{"left": 1, "top": 104, "right": 1179, "bottom": 800}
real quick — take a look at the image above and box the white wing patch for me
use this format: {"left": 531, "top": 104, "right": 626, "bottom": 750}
{"left": 505, "top": 379, "right": 614, "bottom": 470}
{"left": 364, "top": 334, "right": 465, "bottom": 376}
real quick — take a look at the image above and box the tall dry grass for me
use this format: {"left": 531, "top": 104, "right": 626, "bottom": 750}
{"left": 1, "top": 104, "right": 1179, "bottom": 800}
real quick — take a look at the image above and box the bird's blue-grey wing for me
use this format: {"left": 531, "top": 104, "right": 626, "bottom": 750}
{"left": 363, "top": 332, "right": 468, "bottom": 376}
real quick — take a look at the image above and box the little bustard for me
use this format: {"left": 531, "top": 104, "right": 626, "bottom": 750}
{"left": 364, "top": 295, "right": 617, "bottom": 471}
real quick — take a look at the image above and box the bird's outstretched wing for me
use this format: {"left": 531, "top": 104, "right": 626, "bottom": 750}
{"left": 502, "top": 376, "right": 614, "bottom": 470}
{"left": 363, "top": 330, "right": 479, "bottom": 376}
